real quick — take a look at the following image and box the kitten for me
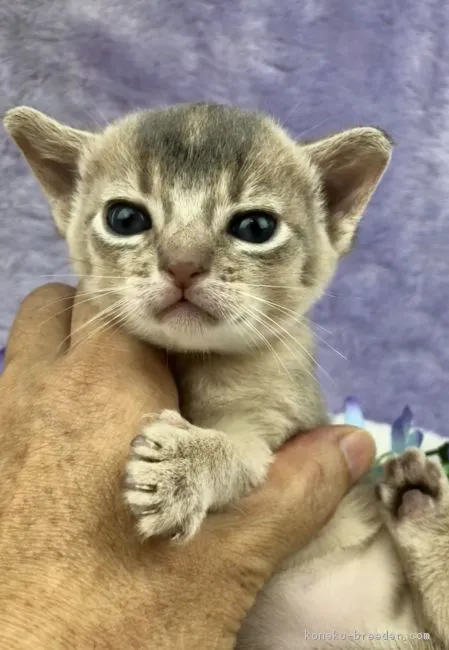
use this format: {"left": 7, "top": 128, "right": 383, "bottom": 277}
{"left": 4, "top": 103, "right": 449, "bottom": 650}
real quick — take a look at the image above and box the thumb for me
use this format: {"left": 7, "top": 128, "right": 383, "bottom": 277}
{"left": 220, "top": 426, "right": 375, "bottom": 569}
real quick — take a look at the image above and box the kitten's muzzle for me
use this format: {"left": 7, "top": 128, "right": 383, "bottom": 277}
{"left": 154, "top": 296, "right": 219, "bottom": 325}
{"left": 162, "top": 261, "right": 210, "bottom": 290}
{"left": 152, "top": 282, "right": 219, "bottom": 324}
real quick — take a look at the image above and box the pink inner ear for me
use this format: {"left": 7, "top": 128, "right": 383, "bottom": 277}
{"left": 35, "top": 156, "right": 79, "bottom": 200}
{"left": 303, "top": 128, "right": 392, "bottom": 249}
{"left": 321, "top": 159, "right": 369, "bottom": 216}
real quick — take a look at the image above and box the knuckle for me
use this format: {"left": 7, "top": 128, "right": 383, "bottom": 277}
{"left": 303, "top": 455, "right": 328, "bottom": 490}
{"left": 300, "top": 452, "right": 346, "bottom": 515}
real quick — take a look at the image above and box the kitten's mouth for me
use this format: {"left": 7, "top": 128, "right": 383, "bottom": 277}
{"left": 154, "top": 298, "right": 219, "bottom": 325}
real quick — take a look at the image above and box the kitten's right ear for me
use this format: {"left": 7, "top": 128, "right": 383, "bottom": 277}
{"left": 3, "top": 106, "right": 93, "bottom": 235}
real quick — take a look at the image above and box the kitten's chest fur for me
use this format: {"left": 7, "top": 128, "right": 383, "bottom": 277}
{"left": 169, "top": 320, "right": 328, "bottom": 446}
{"left": 168, "top": 325, "right": 418, "bottom": 649}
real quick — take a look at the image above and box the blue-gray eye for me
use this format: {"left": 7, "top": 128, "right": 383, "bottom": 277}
{"left": 228, "top": 211, "right": 277, "bottom": 244}
{"left": 106, "top": 203, "right": 152, "bottom": 236}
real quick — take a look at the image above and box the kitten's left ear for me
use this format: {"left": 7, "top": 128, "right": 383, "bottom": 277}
{"left": 3, "top": 106, "right": 93, "bottom": 235}
{"left": 302, "top": 127, "right": 393, "bottom": 254}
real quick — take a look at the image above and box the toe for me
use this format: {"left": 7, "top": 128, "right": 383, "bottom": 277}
{"left": 384, "top": 456, "right": 405, "bottom": 486}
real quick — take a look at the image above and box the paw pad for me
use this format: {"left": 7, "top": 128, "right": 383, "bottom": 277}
{"left": 377, "top": 449, "right": 446, "bottom": 520}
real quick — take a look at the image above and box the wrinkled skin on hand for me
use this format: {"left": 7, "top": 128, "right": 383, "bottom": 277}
{"left": 0, "top": 283, "right": 374, "bottom": 650}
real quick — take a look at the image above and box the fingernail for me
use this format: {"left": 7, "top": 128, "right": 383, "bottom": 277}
{"left": 339, "top": 429, "right": 375, "bottom": 482}
{"left": 131, "top": 434, "right": 146, "bottom": 448}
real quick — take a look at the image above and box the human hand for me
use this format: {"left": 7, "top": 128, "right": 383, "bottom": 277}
{"left": 0, "top": 283, "right": 375, "bottom": 649}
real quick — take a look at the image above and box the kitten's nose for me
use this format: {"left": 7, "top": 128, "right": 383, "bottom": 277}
{"left": 166, "top": 261, "right": 207, "bottom": 288}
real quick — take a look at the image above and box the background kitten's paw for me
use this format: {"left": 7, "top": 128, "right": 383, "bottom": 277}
{"left": 376, "top": 449, "right": 447, "bottom": 521}
{"left": 123, "top": 411, "right": 212, "bottom": 542}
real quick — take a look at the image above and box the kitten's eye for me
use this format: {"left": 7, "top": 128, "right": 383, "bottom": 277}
{"left": 105, "top": 203, "right": 152, "bottom": 236}
{"left": 227, "top": 211, "right": 277, "bottom": 244}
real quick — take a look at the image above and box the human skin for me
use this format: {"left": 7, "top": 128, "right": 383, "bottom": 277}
{"left": 0, "top": 283, "right": 375, "bottom": 650}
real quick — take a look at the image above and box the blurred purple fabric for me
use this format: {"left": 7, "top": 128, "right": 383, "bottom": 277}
{"left": 1, "top": 0, "right": 448, "bottom": 433}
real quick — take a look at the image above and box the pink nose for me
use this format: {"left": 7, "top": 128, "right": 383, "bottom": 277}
{"left": 166, "top": 261, "right": 206, "bottom": 288}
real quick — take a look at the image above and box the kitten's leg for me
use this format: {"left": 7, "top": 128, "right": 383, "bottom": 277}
{"left": 124, "top": 410, "right": 272, "bottom": 541}
{"left": 376, "top": 449, "right": 449, "bottom": 649}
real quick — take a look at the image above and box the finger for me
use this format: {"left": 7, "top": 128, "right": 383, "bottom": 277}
{"left": 69, "top": 282, "right": 119, "bottom": 350}
{"left": 69, "top": 283, "right": 146, "bottom": 359}
{"left": 5, "top": 283, "right": 75, "bottom": 369}
{"left": 67, "top": 284, "right": 178, "bottom": 411}
{"left": 215, "top": 426, "right": 375, "bottom": 565}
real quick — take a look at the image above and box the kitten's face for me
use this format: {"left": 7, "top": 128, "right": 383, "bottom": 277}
{"left": 4, "top": 103, "right": 393, "bottom": 353}
{"left": 68, "top": 106, "right": 338, "bottom": 352}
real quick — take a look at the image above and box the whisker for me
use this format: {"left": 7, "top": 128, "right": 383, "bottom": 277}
{"left": 233, "top": 289, "right": 300, "bottom": 320}
{"left": 233, "top": 289, "right": 346, "bottom": 360}
{"left": 243, "top": 283, "right": 339, "bottom": 298}
{"left": 246, "top": 303, "right": 333, "bottom": 384}
{"left": 32, "top": 289, "right": 127, "bottom": 333}
{"left": 227, "top": 305, "right": 289, "bottom": 378}
{"left": 7, "top": 291, "right": 123, "bottom": 345}
{"left": 83, "top": 298, "right": 155, "bottom": 354}
{"left": 73, "top": 303, "right": 131, "bottom": 352}
{"left": 35, "top": 273, "right": 130, "bottom": 281}
{"left": 241, "top": 312, "right": 293, "bottom": 380}
{"left": 306, "top": 319, "right": 333, "bottom": 335}
{"left": 246, "top": 306, "right": 313, "bottom": 384}
{"left": 60, "top": 299, "right": 127, "bottom": 354}
{"left": 295, "top": 114, "right": 336, "bottom": 141}
{"left": 202, "top": 288, "right": 289, "bottom": 377}
{"left": 310, "top": 331, "right": 346, "bottom": 360}
{"left": 34, "top": 287, "right": 124, "bottom": 314}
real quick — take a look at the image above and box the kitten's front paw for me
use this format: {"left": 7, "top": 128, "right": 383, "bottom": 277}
{"left": 124, "top": 410, "right": 213, "bottom": 542}
{"left": 376, "top": 449, "right": 448, "bottom": 522}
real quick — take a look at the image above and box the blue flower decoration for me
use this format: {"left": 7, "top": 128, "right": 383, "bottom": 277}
{"left": 390, "top": 405, "right": 424, "bottom": 452}
{"left": 343, "top": 396, "right": 365, "bottom": 428}
{"left": 343, "top": 397, "right": 428, "bottom": 479}
{"left": 344, "top": 397, "right": 423, "bottom": 452}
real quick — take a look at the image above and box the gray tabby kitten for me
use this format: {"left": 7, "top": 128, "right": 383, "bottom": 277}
{"left": 4, "top": 103, "right": 449, "bottom": 650}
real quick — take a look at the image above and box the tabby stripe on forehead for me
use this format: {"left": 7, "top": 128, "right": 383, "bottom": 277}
{"left": 134, "top": 106, "right": 262, "bottom": 191}
{"left": 227, "top": 171, "right": 245, "bottom": 206}
{"left": 160, "top": 192, "right": 174, "bottom": 220}
{"left": 138, "top": 160, "right": 153, "bottom": 197}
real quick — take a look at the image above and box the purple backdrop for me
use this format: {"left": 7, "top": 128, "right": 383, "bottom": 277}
{"left": 1, "top": 0, "right": 449, "bottom": 432}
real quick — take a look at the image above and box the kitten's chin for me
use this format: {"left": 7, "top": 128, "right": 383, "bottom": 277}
{"left": 125, "top": 312, "right": 252, "bottom": 354}
{"left": 154, "top": 299, "right": 219, "bottom": 327}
